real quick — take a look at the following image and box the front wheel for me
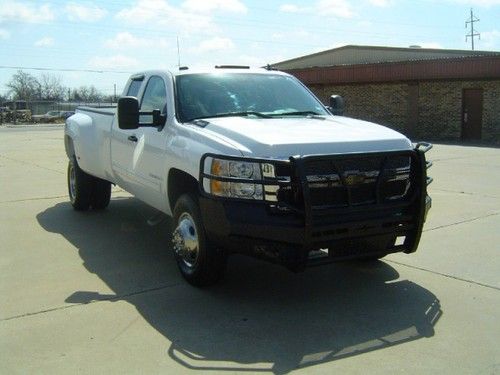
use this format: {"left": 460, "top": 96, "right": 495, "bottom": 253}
{"left": 172, "top": 194, "right": 226, "bottom": 286}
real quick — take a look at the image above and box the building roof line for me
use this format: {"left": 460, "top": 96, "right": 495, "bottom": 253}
{"left": 272, "top": 44, "right": 500, "bottom": 68}
{"left": 286, "top": 55, "right": 500, "bottom": 85}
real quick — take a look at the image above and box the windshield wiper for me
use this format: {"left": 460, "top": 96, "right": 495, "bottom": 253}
{"left": 187, "top": 111, "right": 272, "bottom": 122}
{"left": 270, "top": 111, "right": 323, "bottom": 117}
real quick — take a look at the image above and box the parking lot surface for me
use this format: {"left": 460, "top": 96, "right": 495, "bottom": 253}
{"left": 1, "top": 125, "right": 499, "bottom": 374}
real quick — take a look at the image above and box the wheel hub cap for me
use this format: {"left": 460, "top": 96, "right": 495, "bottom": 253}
{"left": 172, "top": 214, "right": 199, "bottom": 267}
{"left": 69, "top": 164, "right": 76, "bottom": 203}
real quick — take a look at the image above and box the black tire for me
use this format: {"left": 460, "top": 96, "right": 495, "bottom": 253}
{"left": 67, "top": 156, "right": 92, "bottom": 211}
{"left": 172, "top": 194, "right": 226, "bottom": 286}
{"left": 356, "top": 253, "right": 388, "bottom": 261}
{"left": 90, "top": 178, "right": 111, "bottom": 209}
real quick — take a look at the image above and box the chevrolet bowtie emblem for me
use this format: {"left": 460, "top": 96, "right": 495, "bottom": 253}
{"left": 344, "top": 173, "right": 365, "bottom": 185}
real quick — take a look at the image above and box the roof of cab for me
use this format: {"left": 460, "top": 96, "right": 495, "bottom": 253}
{"left": 132, "top": 66, "right": 289, "bottom": 78}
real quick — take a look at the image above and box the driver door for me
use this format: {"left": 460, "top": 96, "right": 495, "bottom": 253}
{"left": 111, "top": 75, "right": 169, "bottom": 211}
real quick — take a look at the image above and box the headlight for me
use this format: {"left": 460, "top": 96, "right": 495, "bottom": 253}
{"left": 205, "top": 158, "right": 264, "bottom": 200}
{"left": 229, "top": 161, "right": 254, "bottom": 178}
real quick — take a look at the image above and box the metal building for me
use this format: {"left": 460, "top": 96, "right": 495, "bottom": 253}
{"left": 272, "top": 45, "right": 500, "bottom": 143}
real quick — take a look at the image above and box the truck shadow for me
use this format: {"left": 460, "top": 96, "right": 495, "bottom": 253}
{"left": 37, "top": 197, "right": 442, "bottom": 374}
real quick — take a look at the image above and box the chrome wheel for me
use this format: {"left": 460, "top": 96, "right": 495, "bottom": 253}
{"left": 69, "top": 162, "right": 76, "bottom": 203}
{"left": 172, "top": 212, "right": 199, "bottom": 268}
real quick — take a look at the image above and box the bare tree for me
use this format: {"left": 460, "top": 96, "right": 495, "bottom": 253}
{"left": 40, "top": 73, "right": 66, "bottom": 100}
{"left": 6, "top": 70, "right": 39, "bottom": 100}
{"left": 73, "top": 85, "right": 104, "bottom": 102}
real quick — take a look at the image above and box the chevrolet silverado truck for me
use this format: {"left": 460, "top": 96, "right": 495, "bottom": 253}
{"left": 65, "top": 66, "right": 432, "bottom": 286}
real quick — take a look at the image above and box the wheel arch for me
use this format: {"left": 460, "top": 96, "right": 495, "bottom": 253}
{"left": 167, "top": 168, "right": 199, "bottom": 213}
{"left": 64, "top": 135, "right": 75, "bottom": 158}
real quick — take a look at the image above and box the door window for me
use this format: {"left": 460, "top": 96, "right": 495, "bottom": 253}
{"left": 140, "top": 76, "right": 167, "bottom": 124}
{"left": 141, "top": 76, "right": 167, "bottom": 112}
{"left": 127, "top": 79, "right": 143, "bottom": 97}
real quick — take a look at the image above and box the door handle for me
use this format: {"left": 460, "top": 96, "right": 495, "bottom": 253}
{"left": 128, "top": 135, "right": 138, "bottom": 142}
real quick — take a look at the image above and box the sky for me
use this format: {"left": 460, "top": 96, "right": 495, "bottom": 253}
{"left": 0, "top": 0, "right": 499, "bottom": 97}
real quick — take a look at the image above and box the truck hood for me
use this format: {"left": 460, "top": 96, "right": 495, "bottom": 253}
{"left": 201, "top": 116, "right": 412, "bottom": 158}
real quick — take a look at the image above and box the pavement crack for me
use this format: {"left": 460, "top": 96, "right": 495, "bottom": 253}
{"left": 432, "top": 154, "right": 500, "bottom": 163}
{"left": 424, "top": 212, "right": 500, "bottom": 233}
{"left": 432, "top": 188, "right": 499, "bottom": 199}
{"left": 0, "top": 282, "right": 182, "bottom": 322}
{"left": 0, "top": 191, "right": 128, "bottom": 204}
{"left": 386, "top": 260, "right": 500, "bottom": 291}
{"left": 0, "top": 154, "right": 64, "bottom": 175}
{"left": 0, "top": 195, "right": 67, "bottom": 204}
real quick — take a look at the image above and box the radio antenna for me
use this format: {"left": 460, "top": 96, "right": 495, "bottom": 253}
{"left": 177, "top": 36, "right": 181, "bottom": 67}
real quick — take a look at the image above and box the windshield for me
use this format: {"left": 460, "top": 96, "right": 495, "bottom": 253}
{"left": 176, "top": 73, "right": 329, "bottom": 122}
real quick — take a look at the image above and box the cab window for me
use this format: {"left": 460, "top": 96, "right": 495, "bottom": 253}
{"left": 126, "top": 79, "right": 143, "bottom": 97}
{"left": 141, "top": 76, "right": 167, "bottom": 113}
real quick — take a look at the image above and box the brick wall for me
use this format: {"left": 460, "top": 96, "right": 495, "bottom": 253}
{"left": 309, "top": 79, "right": 500, "bottom": 143}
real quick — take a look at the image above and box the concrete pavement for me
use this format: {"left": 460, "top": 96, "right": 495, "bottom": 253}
{"left": 1, "top": 126, "right": 499, "bottom": 374}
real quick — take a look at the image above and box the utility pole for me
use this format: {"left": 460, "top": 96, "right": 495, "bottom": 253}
{"left": 465, "top": 8, "right": 480, "bottom": 51}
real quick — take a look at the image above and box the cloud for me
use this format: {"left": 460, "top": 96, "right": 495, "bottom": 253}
{"left": 104, "top": 32, "right": 168, "bottom": 50}
{"left": 316, "top": 0, "right": 354, "bottom": 17}
{"left": 480, "top": 30, "right": 500, "bottom": 49}
{"left": 272, "top": 29, "right": 311, "bottom": 40}
{"left": 88, "top": 55, "right": 140, "bottom": 70}
{"left": 0, "top": 28, "right": 10, "bottom": 39}
{"left": 368, "top": 0, "right": 391, "bottom": 6}
{"left": 65, "top": 3, "right": 107, "bottom": 22}
{"left": 446, "top": 0, "right": 500, "bottom": 5}
{"left": 182, "top": 0, "right": 247, "bottom": 13}
{"left": 0, "top": 1, "right": 54, "bottom": 23}
{"left": 279, "top": 4, "right": 305, "bottom": 12}
{"left": 195, "top": 37, "right": 234, "bottom": 53}
{"left": 116, "top": 0, "right": 216, "bottom": 34}
{"left": 34, "top": 37, "right": 54, "bottom": 47}
{"left": 357, "top": 20, "right": 373, "bottom": 28}
{"left": 279, "top": 0, "right": 354, "bottom": 18}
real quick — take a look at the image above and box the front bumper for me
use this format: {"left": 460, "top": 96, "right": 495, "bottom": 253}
{"left": 201, "top": 195, "right": 431, "bottom": 270}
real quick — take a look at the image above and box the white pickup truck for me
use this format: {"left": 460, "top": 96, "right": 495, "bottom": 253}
{"left": 65, "top": 66, "right": 432, "bottom": 286}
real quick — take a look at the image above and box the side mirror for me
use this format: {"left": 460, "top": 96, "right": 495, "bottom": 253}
{"left": 152, "top": 109, "right": 165, "bottom": 127}
{"left": 118, "top": 96, "right": 139, "bottom": 130}
{"left": 328, "top": 95, "right": 345, "bottom": 116}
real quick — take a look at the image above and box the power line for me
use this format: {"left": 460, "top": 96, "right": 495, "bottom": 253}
{"left": 465, "top": 8, "right": 480, "bottom": 51}
{"left": 0, "top": 65, "right": 133, "bottom": 74}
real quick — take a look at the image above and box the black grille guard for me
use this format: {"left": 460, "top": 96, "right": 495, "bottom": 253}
{"left": 199, "top": 144, "right": 431, "bottom": 253}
